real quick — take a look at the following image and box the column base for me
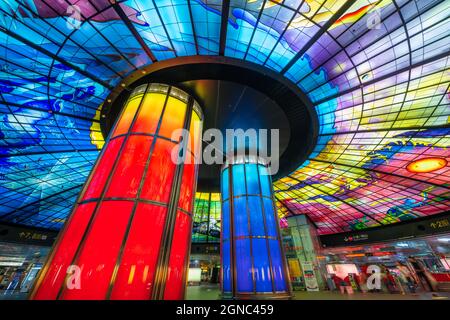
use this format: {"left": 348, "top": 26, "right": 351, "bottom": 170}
{"left": 222, "top": 292, "right": 292, "bottom": 300}
{"left": 220, "top": 293, "right": 234, "bottom": 300}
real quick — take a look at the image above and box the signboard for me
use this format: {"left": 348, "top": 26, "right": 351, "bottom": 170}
{"left": 320, "top": 212, "right": 450, "bottom": 247}
{"left": 301, "top": 261, "right": 319, "bottom": 292}
{"left": 0, "top": 223, "right": 57, "bottom": 246}
{"left": 187, "top": 268, "right": 202, "bottom": 283}
{"left": 288, "top": 258, "right": 302, "bottom": 278}
{"left": 348, "top": 273, "right": 359, "bottom": 291}
{"left": 430, "top": 218, "right": 450, "bottom": 230}
{"left": 191, "top": 243, "right": 220, "bottom": 254}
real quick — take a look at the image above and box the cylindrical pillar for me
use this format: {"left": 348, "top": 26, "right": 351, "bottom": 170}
{"left": 221, "top": 155, "right": 291, "bottom": 299}
{"left": 30, "top": 83, "right": 203, "bottom": 300}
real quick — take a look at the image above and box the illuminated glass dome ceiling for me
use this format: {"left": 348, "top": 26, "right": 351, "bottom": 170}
{"left": 0, "top": 0, "right": 449, "bottom": 235}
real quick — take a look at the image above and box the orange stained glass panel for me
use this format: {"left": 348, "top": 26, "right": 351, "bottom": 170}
{"left": 158, "top": 96, "right": 187, "bottom": 139}
{"left": 112, "top": 95, "right": 142, "bottom": 137}
{"left": 132, "top": 93, "right": 166, "bottom": 134}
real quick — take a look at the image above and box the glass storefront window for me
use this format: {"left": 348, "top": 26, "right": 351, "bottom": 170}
{"left": 0, "top": 242, "right": 50, "bottom": 298}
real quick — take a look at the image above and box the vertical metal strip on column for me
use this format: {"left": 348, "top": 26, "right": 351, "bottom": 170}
{"left": 269, "top": 174, "right": 292, "bottom": 295}
{"left": 105, "top": 86, "right": 172, "bottom": 299}
{"left": 55, "top": 84, "right": 150, "bottom": 300}
{"left": 219, "top": 182, "right": 224, "bottom": 295}
{"left": 205, "top": 193, "right": 211, "bottom": 243}
{"left": 159, "top": 95, "right": 194, "bottom": 299}
{"left": 220, "top": 171, "right": 226, "bottom": 296}
{"left": 180, "top": 108, "right": 203, "bottom": 298}
{"left": 183, "top": 107, "right": 203, "bottom": 294}
{"left": 229, "top": 164, "right": 236, "bottom": 298}
{"left": 152, "top": 95, "right": 194, "bottom": 300}
{"left": 179, "top": 207, "right": 194, "bottom": 298}
{"left": 256, "top": 162, "right": 276, "bottom": 294}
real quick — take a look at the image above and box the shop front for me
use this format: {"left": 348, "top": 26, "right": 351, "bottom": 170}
{"left": 317, "top": 235, "right": 450, "bottom": 294}
{"left": 0, "top": 242, "right": 50, "bottom": 298}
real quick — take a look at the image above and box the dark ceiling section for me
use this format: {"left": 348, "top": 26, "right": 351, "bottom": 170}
{"left": 180, "top": 79, "right": 292, "bottom": 191}
{"left": 102, "top": 57, "right": 318, "bottom": 189}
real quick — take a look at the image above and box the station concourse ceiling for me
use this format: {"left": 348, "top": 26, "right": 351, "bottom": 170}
{"left": 0, "top": 0, "right": 448, "bottom": 235}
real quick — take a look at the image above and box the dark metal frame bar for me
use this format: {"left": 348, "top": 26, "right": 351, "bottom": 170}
{"left": 280, "top": 0, "right": 357, "bottom": 74}
{"left": 219, "top": 0, "right": 231, "bottom": 56}
{"left": 152, "top": 93, "right": 195, "bottom": 299}
{"left": 111, "top": 2, "right": 157, "bottom": 63}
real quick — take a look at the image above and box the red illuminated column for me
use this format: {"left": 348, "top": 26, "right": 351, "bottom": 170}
{"left": 30, "top": 84, "right": 203, "bottom": 300}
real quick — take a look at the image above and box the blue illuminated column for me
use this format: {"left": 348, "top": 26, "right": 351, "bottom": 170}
{"left": 221, "top": 155, "right": 291, "bottom": 299}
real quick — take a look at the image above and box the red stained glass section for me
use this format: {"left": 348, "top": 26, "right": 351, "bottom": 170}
{"left": 82, "top": 137, "right": 124, "bottom": 201}
{"left": 163, "top": 211, "right": 191, "bottom": 300}
{"left": 35, "top": 89, "right": 201, "bottom": 300}
{"left": 32, "top": 202, "right": 97, "bottom": 300}
{"left": 106, "top": 136, "right": 153, "bottom": 199}
{"left": 110, "top": 204, "right": 167, "bottom": 300}
{"left": 60, "top": 201, "right": 133, "bottom": 300}
{"left": 140, "top": 139, "right": 177, "bottom": 203}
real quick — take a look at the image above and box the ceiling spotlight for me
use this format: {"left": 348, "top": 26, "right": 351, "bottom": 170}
{"left": 406, "top": 157, "right": 447, "bottom": 173}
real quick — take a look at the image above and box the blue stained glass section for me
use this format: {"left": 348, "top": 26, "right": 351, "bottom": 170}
{"left": 269, "top": 239, "right": 287, "bottom": 292}
{"left": 128, "top": 0, "right": 176, "bottom": 61}
{"left": 248, "top": 196, "right": 264, "bottom": 237}
{"left": 233, "top": 196, "right": 248, "bottom": 237}
{"left": 263, "top": 198, "right": 277, "bottom": 237}
{"left": 245, "top": 164, "right": 259, "bottom": 195}
{"left": 235, "top": 239, "right": 253, "bottom": 293}
{"left": 222, "top": 239, "right": 232, "bottom": 293}
{"left": 221, "top": 168, "right": 229, "bottom": 200}
{"left": 224, "top": 6, "right": 253, "bottom": 60}
{"left": 232, "top": 164, "right": 245, "bottom": 196}
{"left": 258, "top": 165, "right": 271, "bottom": 197}
{"left": 153, "top": 0, "right": 197, "bottom": 56}
{"left": 190, "top": 0, "right": 221, "bottom": 55}
{"left": 223, "top": 159, "right": 289, "bottom": 295}
{"left": 252, "top": 238, "right": 272, "bottom": 293}
{"left": 222, "top": 200, "right": 230, "bottom": 241}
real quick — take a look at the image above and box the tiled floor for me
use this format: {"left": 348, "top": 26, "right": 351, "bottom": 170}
{"left": 1, "top": 286, "right": 448, "bottom": 300}
{"left": 185, "top": 285, "right": 450, "bottom": 300}
{"left": 292, "top": 291, "right": 450, "bottom": 300}
{"left": 186, "top": 284, "right": 222, "bottom": 300}
{"left": 0, "top": 291, "right": 28, "bottom": 300}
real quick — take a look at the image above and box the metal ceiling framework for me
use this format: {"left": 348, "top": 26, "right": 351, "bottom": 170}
{"left": 0, "top": 0, "right": 447, "bottom": 234}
